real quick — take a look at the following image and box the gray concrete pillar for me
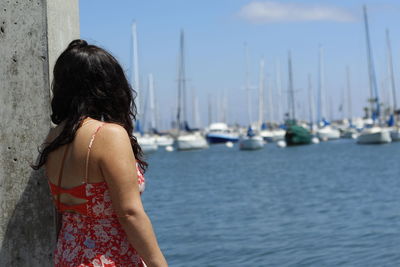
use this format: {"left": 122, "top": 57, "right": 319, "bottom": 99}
{"left": 0, "top": 0, "right": 79, "bottom": 266}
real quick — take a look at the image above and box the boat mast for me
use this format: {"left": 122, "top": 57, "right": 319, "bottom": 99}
{"left": 288, "top": 51, "right": 295, "bottom": 121}
{"left": 132, "top": 22, "right": 141, "bottom": 131}
{"left": 317, "top": 45, "right": 324, "bottom": 125}
{"left": 208, "top": 94, "right": 212, "bottom": 125}
{"left": 268, "top": 70, "right": 274, "bottom": 125}
{"left": 258, "top": 58, "right": 265, "bottom": 129}
{"left": 386, "top": 29, "right": 397, "bottom": 117}
{"left": 346, "top": 66, "right": 353, "bottom": 123}
{"left": 148, "top": 74, "right": 156, "bottom": 131}
{"left": 308, "top": 74, "right": 315, "bottom": 131}
{"left": 363, "top": 5, "right": 380, "bottom": 121}
{"left": 275, "top": 60, "right": 282, "bottom": 124}
{"left": 222, "top": 90, "right": 227, "bottom": 123}
{"left": 181, "top": 30, "right": 187, "bottom": 127}
{"left": 177, "top": 30, "right": 187, "bottom": 130}
{"left": 245, "top": 43, "right": 252, "bottom": 124}
{"left": 192, "top": 87, "right": 201, "bottom": 128}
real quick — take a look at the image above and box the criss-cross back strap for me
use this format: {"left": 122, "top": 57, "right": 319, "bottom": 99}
{"left": 57, "top": 144, "right": 71, "bottom": 211}
{"left": 84, "top": 123, "right": 105, "bottom": 183}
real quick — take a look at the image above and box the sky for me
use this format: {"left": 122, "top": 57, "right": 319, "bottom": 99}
{"left": 79, "top": 0, "right": 400, "bottom": 130}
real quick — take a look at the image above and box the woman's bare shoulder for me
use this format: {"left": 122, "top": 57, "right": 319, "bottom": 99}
{"left": 99, "top": 123, "right": 129, "bottom": 137}
{"left": 97, "top": 123, "right": 131, "bottom": 147}
{"left": 97, "top": 123, "right": 136, "bottom": 167}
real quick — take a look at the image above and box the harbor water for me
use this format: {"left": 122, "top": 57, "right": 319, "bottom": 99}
{"left": 142, "top": 141, "right": 400, "bottom": 266}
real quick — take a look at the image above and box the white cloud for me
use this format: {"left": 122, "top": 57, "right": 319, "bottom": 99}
{"left": 238, "top": 1, "right": 355, "bottom": 23}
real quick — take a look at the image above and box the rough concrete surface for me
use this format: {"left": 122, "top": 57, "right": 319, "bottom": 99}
{"left": 0, "top": 0, "right": 79, "bottom": 266}
{"left": 46, "top": 0, "right": 80, "bottom": 90}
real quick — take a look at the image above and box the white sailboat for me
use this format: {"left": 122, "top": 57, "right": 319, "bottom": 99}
{"left": 307, "top": 74, "right": 320, "bottom": 144}
{"left": 260, "top": 73, "right": 274, "bottom": 141}
{"left": 357, "top": 126, "right": 391, "bottom": 144}
{"left": 260, "top": 70, "right": 285, "bottom": 142}
{"left": 240, "top": 55, "right": 264, "bottom": 150}
{"left": 147, "top": 73, "right": 174, "bottom": 147}
{"left": 271, "top": 63, "right": 286, "bottom": 142}
{"left": 239, "top": 130, "right": 264, "bottom": 150}
{"left": 385, "top": 29, "right": 400, "bottom": 141}
{"left": 140, "top": 74, "right": 159, "bottom": 152}
{"left": 341, "top": 67, "right": 358, "bottom": 139}
{"left": 131, "top": 22, "right": 158, "bottom": 153}
{"left": 317, "top": 125, "right": 340, "bottom": 141}
{"left": 136, "top": 134, "right": 158, "bottom": 153}
{"left": 315, "top": 46, "right": 340, "bottom": 141}
{"left": 175, "top": 30, "right": 208, "bottom": 151}
{"left": 135, "top": 75, "right": 159, "bottom": 153}
{"left": 357, "top": 6, "right": 391, "bottom": 144}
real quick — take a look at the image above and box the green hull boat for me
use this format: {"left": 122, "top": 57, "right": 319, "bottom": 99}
{"left": 285, "top": 125, "right": 311, "bottom": 146}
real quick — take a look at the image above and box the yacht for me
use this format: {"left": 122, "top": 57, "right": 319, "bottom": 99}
{"left": 205, "top": 122, "right": 239, "bottom": 144}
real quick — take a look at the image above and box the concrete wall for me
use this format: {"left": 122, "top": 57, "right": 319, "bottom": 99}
{"left": 0, "top": 0, "right": 79, "bottom": 266}
{"left": 47, "top": 0, "right": 80, "bottom": 89}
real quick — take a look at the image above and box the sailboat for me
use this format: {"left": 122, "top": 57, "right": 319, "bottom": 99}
{"left": 239, "top": 53, "right": 264, "bottom": 150}
{"left": 240, "top": 126, "right": 264, "bottom": 150}
{"left": 385, "top": 29, "right": 400, "bottom": 141}
{"left": 146, "top": 73, "right": 174, "bottom": 148}
{"left": 315, "top": 46, "right": 340, "bottom": 141}
{"left": 307, "top": 74, "right": 320, "bottom": 144}
{"left": 260, "top": 69, "right": 285, "bottom": 142}
{"left": 145, "top": 73, "right": 174, "bottom": 147}
{"left": 357, "top": 6, "right": 391, "bottom": 144}
{"left": 175, "top": 30, "right": 208, "bottom": 151}
{"left": 131, "top": 22, "right": 158, "bottom": 153}
{"left": 284, "top": 51, "right": 312, "bottom": 146}
{"left": 341, "top": 66, "right": 358, "bottom": 139}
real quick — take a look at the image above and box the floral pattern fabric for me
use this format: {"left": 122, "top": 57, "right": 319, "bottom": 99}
{"left": 54, "top": 165, "right": 146, "bottom": 267}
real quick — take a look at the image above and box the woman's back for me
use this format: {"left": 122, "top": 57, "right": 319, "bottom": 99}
{"left": 45, "top": 119, "right": 146, "bottom": 266}
{"left": 46, "top": 119, "right": 108, "bottom": 189}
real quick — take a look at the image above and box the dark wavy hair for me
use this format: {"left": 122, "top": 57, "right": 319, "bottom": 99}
{"left": 32, "top": 39, "right": 147, "bottom": 172}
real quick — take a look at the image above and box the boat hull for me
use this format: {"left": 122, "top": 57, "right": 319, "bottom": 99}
{"left": 155, "top": 135, "right": 174, "bottom": 146}
{"left": 177, "top": 134, "right": 208, "bottom": 150}
{"left": 206, "top": 133, "right": 239, "bottom": 144}
{"left": 137, "top": 136, "right": 158, "bottom": 153}
{"left": 285, "top": 125, "right": 311, "bottom": 146}
{"left": 239, "top": 136, "right": 264, "bottom": 150}
{"left": 260, "top": 129, "right": 286, "bottom": 142}
{"left": 357, "top": 128, "right": 391, "bottom": 144}
{"left": 317, "top": 127, "right": 340, "bottom": 141}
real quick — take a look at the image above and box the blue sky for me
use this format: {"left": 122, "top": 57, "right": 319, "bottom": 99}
{"left": 80, "top": 0, "right": 400, "bottom": 129}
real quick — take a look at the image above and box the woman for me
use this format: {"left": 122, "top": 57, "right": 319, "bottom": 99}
{"left": 33, "top": 39, "right": 167, "bottom": 267}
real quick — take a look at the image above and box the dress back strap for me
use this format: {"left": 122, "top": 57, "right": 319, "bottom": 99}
{"left": 84, "top": 123, "right": 105, "bottom": 183}
{"left": 57, "top": 144, "right": 70, "bottom": 211}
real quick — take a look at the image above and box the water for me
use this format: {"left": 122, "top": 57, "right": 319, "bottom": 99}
{"left": 142, "top": 140, "right": 400, "bottom": 267}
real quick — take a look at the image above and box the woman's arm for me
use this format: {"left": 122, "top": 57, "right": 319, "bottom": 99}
{"left": 98, "top": 124, "right": 167, "bottom": 267}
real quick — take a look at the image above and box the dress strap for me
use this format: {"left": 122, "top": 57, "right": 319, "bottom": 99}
{"left": 84, "top": 123, "right": 105, "bottom": 183}
{"left": 57, "top": 144, "right": 70, "bottom": 211}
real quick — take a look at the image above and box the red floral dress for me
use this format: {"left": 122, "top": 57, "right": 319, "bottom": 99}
{"left": 52, "top": 165, "right": 146, "bottom": 267}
